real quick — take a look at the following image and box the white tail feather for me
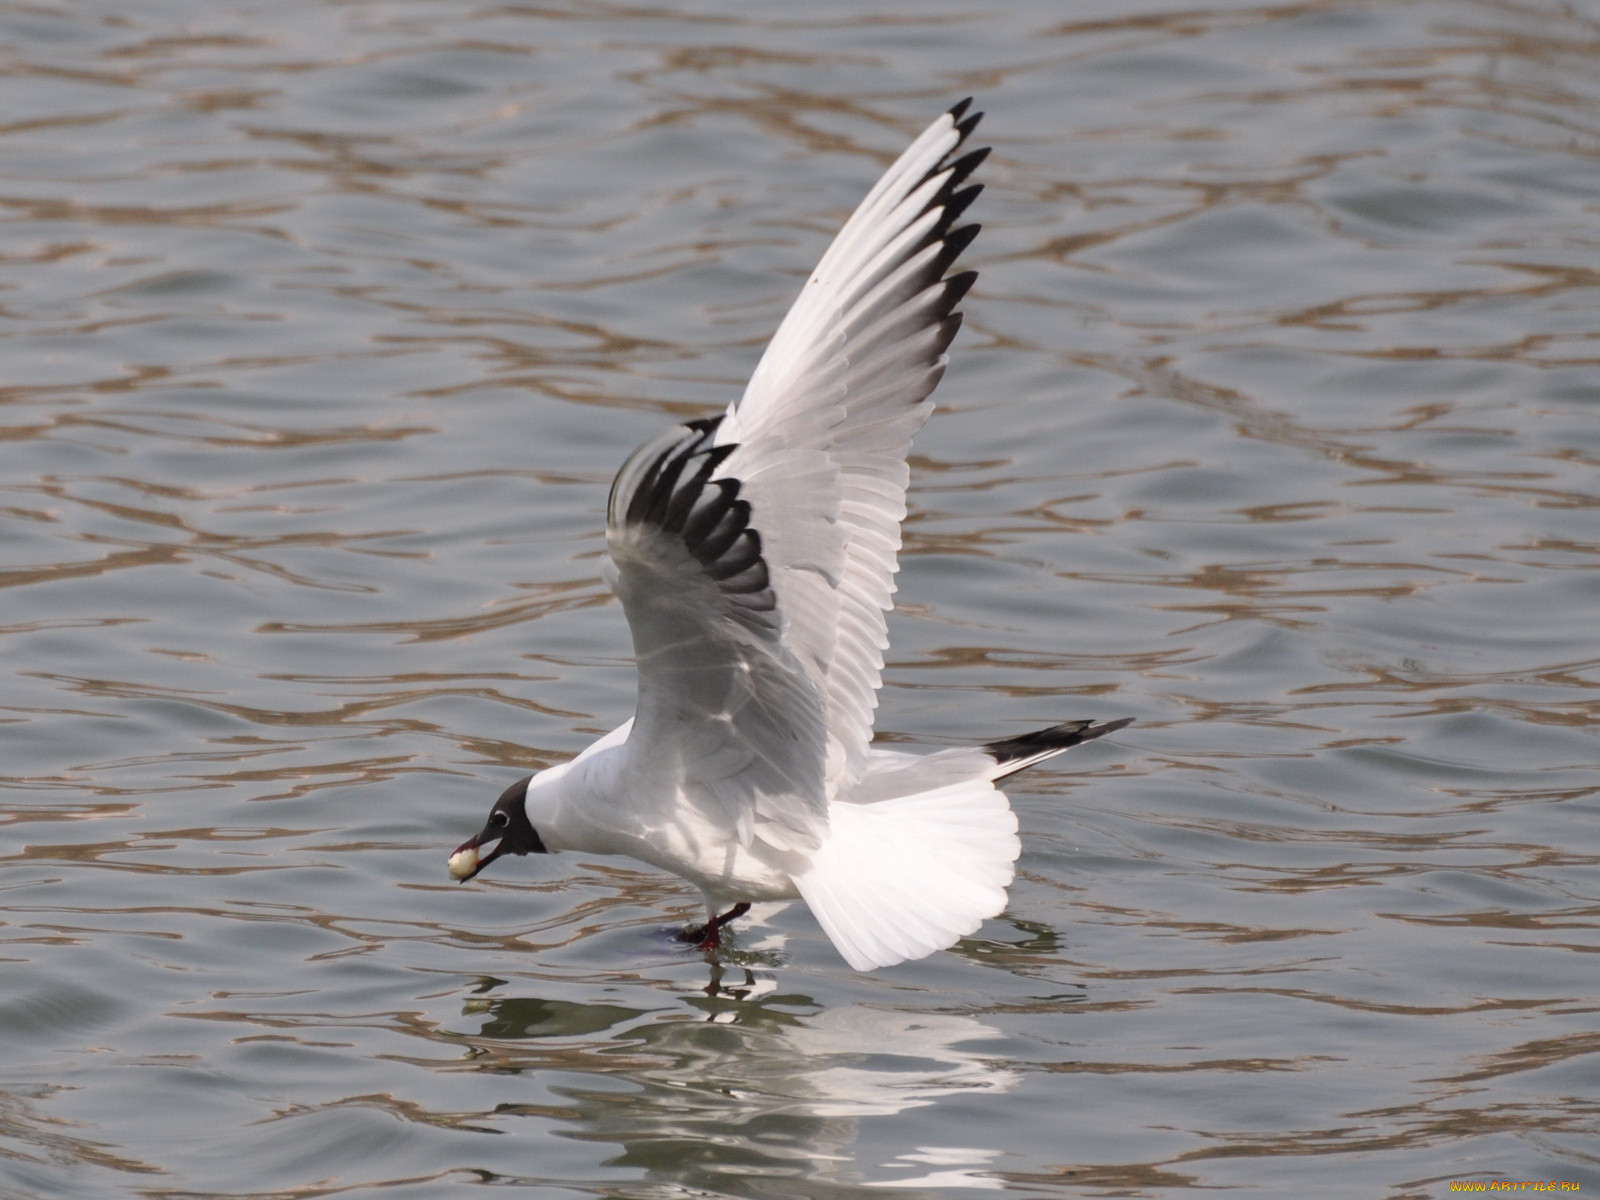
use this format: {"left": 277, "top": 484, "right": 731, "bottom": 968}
{"left": 794, "top": 778, "right": 1020, "bottom": 970}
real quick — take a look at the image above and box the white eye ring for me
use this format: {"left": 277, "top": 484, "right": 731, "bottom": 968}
{"left": 490, "top": 811, "right": 508, "bottom": 826}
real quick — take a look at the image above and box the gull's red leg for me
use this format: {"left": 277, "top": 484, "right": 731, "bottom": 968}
{"left": 675, "top": 902, "right": 751, "bottom": 950}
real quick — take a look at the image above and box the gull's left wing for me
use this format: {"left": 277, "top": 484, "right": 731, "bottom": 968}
{"left": 606, "top": 417, "right": 829, "bottom": 853}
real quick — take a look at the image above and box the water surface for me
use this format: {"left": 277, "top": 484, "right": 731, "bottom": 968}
{"left": 3, "top": 1, "right": 1599, "bottom": 1197}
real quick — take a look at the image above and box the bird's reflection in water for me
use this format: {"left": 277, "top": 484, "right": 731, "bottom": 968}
{"left": 461, "top": 968, "right": 1017, "bottom": 1194}
{"left": 700, "top": 960, "right": 759, "bottom": 1004}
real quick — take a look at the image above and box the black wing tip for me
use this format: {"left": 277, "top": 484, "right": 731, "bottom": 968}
{"left": 612, "top": 419, "right": 781, "bottom": 624}
{"left": 916, "top": 147, "right": 987, "bottom": 238}
{"left": 947, "top": 145, "right": 990, "bottom": 186}
{"left": 932, "top": 310, "right": 964, "bottom": 355}
{"left": 950, "top": 99, "right": 984, "bottom": 144}
{"left": 937, "top": 223, "right": 982, "bottom": 270}
{"left": 942, "top": 268, "right": 979, "bottom": 312}
{"left": 986, "top": 717, "right": 1134, "bottom": 766}
{"left": 944, "top": 181, "right": 984, "bottom": 226}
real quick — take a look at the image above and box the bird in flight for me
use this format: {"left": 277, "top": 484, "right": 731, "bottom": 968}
{"left": 449, "top": 100, "right": 1131, "bottom": 970}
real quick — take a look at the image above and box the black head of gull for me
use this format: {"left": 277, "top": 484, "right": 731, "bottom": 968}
{"left": 449, "top": 776, "right": 545, "bottom": 882}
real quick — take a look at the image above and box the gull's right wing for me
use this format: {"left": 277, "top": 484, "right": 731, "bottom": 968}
{"left": 604, "top": 103, "right": 986, "bottom": 853}
{"left": 716, "top": 102, "right": 986, "bottom": 790}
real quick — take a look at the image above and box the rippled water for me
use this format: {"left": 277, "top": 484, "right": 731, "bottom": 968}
{"left": 3, "top": 1, "right": 1599, "bottom": 1196}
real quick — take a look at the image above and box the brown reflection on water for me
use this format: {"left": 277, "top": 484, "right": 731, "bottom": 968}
{"left": 0, "top": 800, "right": 138, "bottom": 827}
{"left": 0, "top": 1089, "right": 161, "bottom": 1178}
{"left": 1007, "top": 1162, "right": 1202, "bottom": 1192}
{"left": 898, "top": 642, "right": 1202, "bottom": 677}
{"left": 1445, "top": 1029, "right": 1600, "bottom": 1084}
{"left": 259, "top": 579, "right": 607, "bottom": 641}
{"left": 1040, "top": 1052, "right": 1332, "bottom": 1075}
{"left": 8, "top": 840, "right": 286, "bottom": 876}
{"left": 1167, "top": 1092, "right": 1600, "bottom": 1166}
{"left": 1175, "top": 985, "right": 1566, "bottom": 1019}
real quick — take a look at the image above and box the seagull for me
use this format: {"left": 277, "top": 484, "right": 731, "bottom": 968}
{"left": 449, "top": 99, "right": 1131, "bottom": 971}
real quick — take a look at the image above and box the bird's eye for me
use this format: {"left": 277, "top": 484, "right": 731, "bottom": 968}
{"left": 490, "top": 811, "right": 508, "bottom": 826}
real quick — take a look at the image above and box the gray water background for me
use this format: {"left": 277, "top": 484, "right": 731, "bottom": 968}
{"left": 3, "top": 1, "right": 1599, "bottom": 1196}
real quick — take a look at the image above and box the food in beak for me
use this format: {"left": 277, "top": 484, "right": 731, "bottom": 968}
{"left": 447, "top": 846, "right": 480, "bottom": 881}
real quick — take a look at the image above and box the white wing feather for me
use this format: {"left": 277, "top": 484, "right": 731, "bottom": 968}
{"left": 718, "top": 101, "right": 986, "bottom": 790}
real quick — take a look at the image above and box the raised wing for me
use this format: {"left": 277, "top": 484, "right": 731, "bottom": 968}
{"left": 606, "top": 417, "right": 828, "bottom": 853}
{"left": 716, "top": 100, "right": 986, "bottom": 790}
